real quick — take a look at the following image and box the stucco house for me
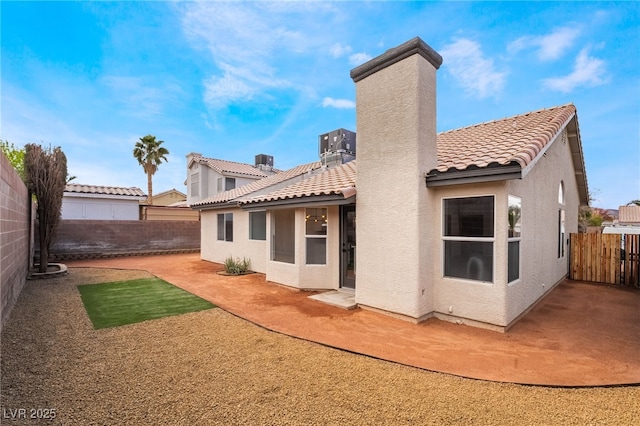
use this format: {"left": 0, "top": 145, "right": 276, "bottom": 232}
{"left": 191, "top": 37, "right": 589, "bottom": 331}
{"left": 62, "top": 184, "right": 146, "bottom": 220}
{"left": 141, "top": 188, "right": 186, "bottom": 206}
{"left": 186, "top": 153, "right": 278, "bottom": 205}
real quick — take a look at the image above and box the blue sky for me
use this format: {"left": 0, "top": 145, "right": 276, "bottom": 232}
{"left": 1, "top": 1, "right": 638, "bottom": 208}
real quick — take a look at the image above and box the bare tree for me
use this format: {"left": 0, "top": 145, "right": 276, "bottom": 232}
{"left": 24, "top": 144, "right": 67, "bottom": 273}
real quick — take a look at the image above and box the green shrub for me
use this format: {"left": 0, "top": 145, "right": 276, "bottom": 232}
{"left": 223, "top": 257, "right": 251, "bottom": 275}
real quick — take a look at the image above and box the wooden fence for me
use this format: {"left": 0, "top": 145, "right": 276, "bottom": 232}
{"left": 570, "top": 233, "right": 640, "bottom": 287}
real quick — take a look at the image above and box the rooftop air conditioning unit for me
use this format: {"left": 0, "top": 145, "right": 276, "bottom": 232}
{"left": 319, "top": 128, "right": 356, "bottom": 157}
{"left": 255, "top": 154, "right": 274, "bottom": 167}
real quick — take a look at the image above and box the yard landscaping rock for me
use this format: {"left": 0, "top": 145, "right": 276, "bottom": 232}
{"left": 1, "top": 267, "right": 639, "bottom": 425}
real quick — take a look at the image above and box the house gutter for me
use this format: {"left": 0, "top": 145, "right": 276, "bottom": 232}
{"left": 425, "top": 163, "right": 522, "bottom": 187}
{"left": 241, "top": 194, "right": 356, "bottom": 211}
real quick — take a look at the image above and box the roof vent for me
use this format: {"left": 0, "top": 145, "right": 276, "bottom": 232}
{"left": 319, "top": 128, "right": 356, "bottom": 167}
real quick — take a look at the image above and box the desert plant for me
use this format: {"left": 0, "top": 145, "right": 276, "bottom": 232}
{"left": 223, "top": 257, "right": 251, "bottom": 275}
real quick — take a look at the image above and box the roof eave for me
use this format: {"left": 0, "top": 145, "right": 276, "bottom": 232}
{"left": 425, "top": 164, "right": 522, "bottom": 187}
{"left": 241, "top": 194, "right": 356, "bottom": 211}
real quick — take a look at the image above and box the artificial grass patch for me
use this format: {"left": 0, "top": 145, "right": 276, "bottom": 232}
{"left": 78, "top": 277, "right": 215, "bottom": 329}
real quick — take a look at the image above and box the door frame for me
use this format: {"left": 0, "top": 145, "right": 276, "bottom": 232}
{"left": 340, "top": 205, "right": 356, "bottom": 290}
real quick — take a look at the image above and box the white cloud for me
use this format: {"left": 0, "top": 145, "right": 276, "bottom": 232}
{"left": 322, "top": 97, "right": 355, "bottom": 109}
{"left": 177, "top": 2, "right": 330, "bottom": 111}
{"left": 508, "top": 27, "right": 580, "bottom": 61}
{"left": 543, "top": 47, "right": 608, "bottom": 93}
{"left": 349, "top": 52, "right": 372, "bottom": 66}
{"left": 101, "top": 75, "right": 183, "bottom": 118}
{"left": 330, "top": 43, "right": 352, "bottom": 58}
{"left": 440, "top": 39, "right": 506, "bottom": 99}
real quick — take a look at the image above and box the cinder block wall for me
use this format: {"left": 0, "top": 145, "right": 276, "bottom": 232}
{"left": 1, "top": 152, "right": 30, "bottom": 331}
{"left": 38, "top": 220, "right": 201, "bottom": 260}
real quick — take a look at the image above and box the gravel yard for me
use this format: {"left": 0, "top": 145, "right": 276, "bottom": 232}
{"left": 1, "top": 268, "right": 638, "bottom": 425}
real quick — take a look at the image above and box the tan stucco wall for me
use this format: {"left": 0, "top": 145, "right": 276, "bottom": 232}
{"left": 200, "top": 208, "right": 267, "bottom": 273}
{"left": 201, "top": 205, "right": 340, "bottom": 289}
{"left": 429, "top": 182, "right": 509, "bottom": 327}
{"left": 354, "top": 51, "right": 438, "bottom": 319}
{"left": 504, "top": 128, "right": 580, "bottom": 325}
{"left": 265, "top": 207, "right": 340, "bottom": 290}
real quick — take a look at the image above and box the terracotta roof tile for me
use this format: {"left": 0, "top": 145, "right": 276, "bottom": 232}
{"left": 191, "top": 155, "right": 275, "bottom": 178}
{"left": 241, "top": 160, "right": 356, "bottom": 205}
{"left": 65, "top": 184, "right": 146, "bottom": 197}
{"left": 435, "top": 104, "right": 576, "bottom": 172}
{"left": 193, "top": 104, "right": 580, "bottom": 208}
{"left": 191, "top": 161, "right": 321, "bottom": 207}
{"left": 619, "top": 206, "right": 640, "bottom": 224}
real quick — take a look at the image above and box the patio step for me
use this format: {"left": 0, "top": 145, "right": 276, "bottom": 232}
{"left": 308, "top": 290, "right": 357, "bottom": 310}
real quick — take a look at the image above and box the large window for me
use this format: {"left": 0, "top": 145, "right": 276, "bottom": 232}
{"left": 443, "top": 196, "right": 494, "bottom": 282}
{"left": 272, "top": 209, "right": 295, "bottom": 263}
{"left": 217, "top": 213, "right": 233, "bottom": 242}
{"left": 305, "top": 208, "right": 327, "bottom": 264}
{"left": 249, "top": 211, "right": 266, "bottom": 241}
{"left": 508, "top": 196, "right": 522, "bottom": 283}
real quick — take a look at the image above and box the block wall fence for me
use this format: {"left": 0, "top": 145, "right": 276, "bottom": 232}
{"left": 1, "top": 153, "right": 31, "bottom": 331}
{"left": 38, "top": 220, "right": 201, "bottom": 261}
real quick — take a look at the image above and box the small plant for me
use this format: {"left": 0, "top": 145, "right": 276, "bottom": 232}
{"left": 223, "top": 257, "right": 251, "bottom": 275}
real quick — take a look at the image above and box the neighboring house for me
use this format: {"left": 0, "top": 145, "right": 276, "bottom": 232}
{"left": 186, "top": 153, "right": 278, "bottom": 205}
{"left": 141, "top": 188, "right": 186, "bottom": 206}
{"left": 618, "top": 205, "right": 640, "bottom": 226}
{"left": 191, "top": 37, "right": 589, "bottom": 332}
{"left": 62, "top": 184, "right": 146, "bottom": 220}
{"left": 603, "top": 205, "right": 640, "bottom": 235}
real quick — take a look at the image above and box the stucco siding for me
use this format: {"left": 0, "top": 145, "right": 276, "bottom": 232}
{"left": 354, "top": 52, "right": 438, "bottom": 319}
{"left": 505, "top": 128, "right": 580, "bottom": 324}
{"left": 201, "top": 208, "right": 267, "bottom": 273}
{"left": 430, "top": 182, "right": 509, "bottom": 326}
{"left": 266, "top": 207, "right": 339, "bottom": 290}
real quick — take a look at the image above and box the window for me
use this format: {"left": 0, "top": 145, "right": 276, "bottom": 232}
{"left": 508, "top": 196, "right": 522, "bottom": 283}
{"left": 217, "top": 213, "right": 233, "bottom": 242}
{"left": 305, "top": 208, "right": 327, "bottom": 264}
{"left": 218, "top": 177, "right": 236, "bottom": 192}
{"left": 272, "top": 209, "right": 295, "bottom": 263}
{"left": 558, "top": 181, "right": 565, "bottom": 258}
{"left": 443, "top": 196, "right": 494, "bottom": 282}
{"left": 249, "top": 211, "right": 266, "bottom": 241}
{"left": 191, "top": 172, "right": 199, "bottom": 197}
{"left": 558, "top": 209, "right": 566, "bottom": 258}
{"left": 225, "top": 178, "right": 236, "bottom": 191}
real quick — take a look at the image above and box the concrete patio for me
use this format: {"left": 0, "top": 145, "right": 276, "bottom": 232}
{"left": 68, "top": 253, "right": 640, "bottom": 387}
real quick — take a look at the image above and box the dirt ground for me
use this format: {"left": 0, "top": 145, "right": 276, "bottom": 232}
{"left": 1, "top": 267, "right": 639, "bottom": 425}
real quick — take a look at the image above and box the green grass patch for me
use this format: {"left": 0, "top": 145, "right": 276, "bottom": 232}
{"left": 78, "top": 277, "right": 215, "bottom": 329}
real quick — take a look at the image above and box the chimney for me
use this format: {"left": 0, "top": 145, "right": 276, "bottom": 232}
{"left": 350, "top": 37, "right": 442, "bottom": 319}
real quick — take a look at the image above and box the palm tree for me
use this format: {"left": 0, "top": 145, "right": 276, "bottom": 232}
{"left": 627, "top": 200, "right": 640, "bottom": 206}
{"left": 133, "top": 135, "right": 169, "bottom": 205}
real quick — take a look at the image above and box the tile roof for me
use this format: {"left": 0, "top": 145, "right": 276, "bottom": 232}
{"left": 191, "top": 161, "right": 322, "bottom": 207}
{"left": 190, "top": 154, "right": 274, "bottom": 178}
{"left": 193, "top": 104, "right": 583, "bottom": 209}
{"left": 241, "top": 160, "right": 356, "bottom": 205}
{"left": 619, "top": 205, "right": 640, "bottom": 224}
{"left": 65, "top": 184, "right": 146, "bottom": 197}
{"left": 435, "top": 104, "right": 576, "bottom": 173}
